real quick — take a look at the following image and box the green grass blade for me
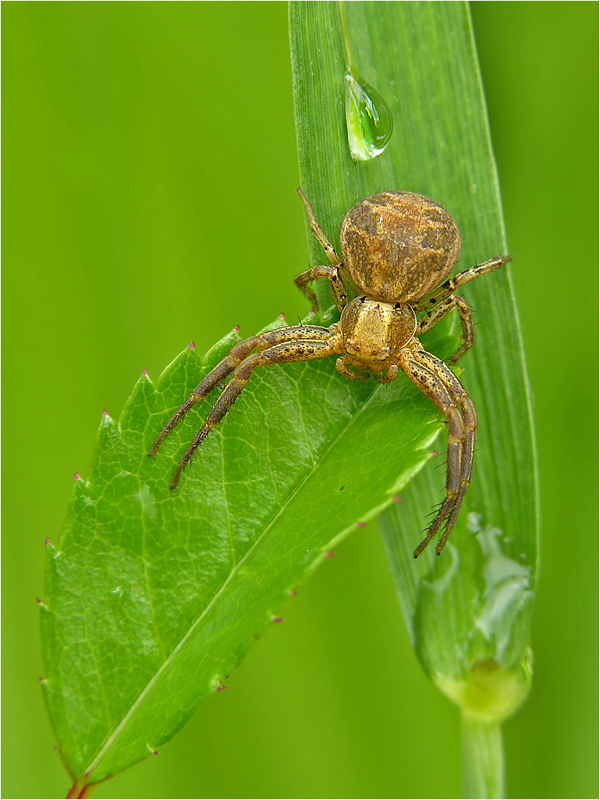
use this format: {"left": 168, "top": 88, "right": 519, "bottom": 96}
{"left": 290, "top": 1, "right": 538, "bottom": 795}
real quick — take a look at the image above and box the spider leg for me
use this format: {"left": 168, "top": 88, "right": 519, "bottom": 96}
{"left": 170, "top": 336, "right": 343, "bottom": 489}
{"left": 296, "top": 188, "right": 349, "bottom": 312}
{"left": 295, "top": 265, "right": 349, "bottom": 312}
{"left": 399, "top": 344, "right": 477, "bottom": 556}
{"left": 414, "top": 348, "right": 477, "bottom": 552}
{"left": 416, "top": 254, "right": 512, "bottom": 312}
{"left": 149, "top": 324, "right": 334, "bottom": 457}
{"left": 418, "top": 294, "right": 475, "bottom": 364}
{"left": 374, "top": 364, "right": 399, "bottom": 384}
{"left": 297, "top": 188, "right": 343, "bottom": 269}
{"left": 335, "top": 356, "right": 371, "bottom": 381}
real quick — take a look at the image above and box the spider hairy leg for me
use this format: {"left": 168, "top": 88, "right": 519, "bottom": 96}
{"left": 297, "top": 187, "right": 343, "bottom": 269}
{"left": 399, "top": 344, "right": 478, "bottom": 556}
{"left": 149, "top": 325, "right": 334, "bottom": 458}
{"left": 416, "top": 350, "right": 477, "bottom": 553}
{"left": 296, "top": 187, "right": 350, "bottom": 313}
{"left": 169, "top": 336, "right": 343, "bottom": 489}
{"left": 417, "top": 254, "right": 512, "bottom": 312}
{"left": 335, "top": 356, "right": 371, "bottom": 381}
{"left": 374, "top": 363, "right": 399, "bottom": 384}
{"left": 418, "top": 294, "right": 475, "bottom": 364}
{"left": 295, "top": 264, "right": 349, "bottom": 312}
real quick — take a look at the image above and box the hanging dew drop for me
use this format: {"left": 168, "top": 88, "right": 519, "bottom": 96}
{"left": 337, "top": 4, "right": 393, "bottom": 161}
{"left": 344, "top": 72, "right": 393, "bottom": 161}
{"left": 337, "top": 2, "right": 393, "bottom": 161}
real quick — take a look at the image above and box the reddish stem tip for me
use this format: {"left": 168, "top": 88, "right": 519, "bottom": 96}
{"left": 325, "top": 551, "right": 336, "bottom": 558}
{"left": 234, "top": 324, "right": 240, "bottom": 332}
{"left": 36, "top": 596, "right": 42, "bottom": 604}
{"left": 430, "top": 450, "right": 440, "bottom": 457}
{"left": 393, "top": 495, "right": 402, "bottom": 503}
{"left": 74, "top": 471, "right": 81, "bottom": 481}
{"left": 289, "top": 589, "right": 297, "bottom": 597}
{"left": 356, "top": 521, "right": 367, "bottom": 528}
{"left": 188, "top": 341, "right": 196, "bottom": 349}
{"left": 44, "top": 537, "right": 51, "bottom": 547}
{"left": 272, "top": 616, "right": 284, "bottom": 624}
{"left": 142, "top": 368, "right": 149, "bottom": 377}
{"left": 216, "top": 684, "right": 227, "bottom": 691}
{"left": 310, "top": 307, "right": 316, "bottom": 314}
{"left": 102, "top": 408, "right": 109, "bottom": 417}
{"left": 279, "top": 312, "right": 285, "bottom": 319}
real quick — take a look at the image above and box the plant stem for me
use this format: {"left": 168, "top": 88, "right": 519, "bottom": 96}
{"left": 461, "top": 712, "right": 505, "bottom": 799}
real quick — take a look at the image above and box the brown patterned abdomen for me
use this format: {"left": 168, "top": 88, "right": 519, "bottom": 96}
{"left": 340, "top": 192, "right": 461, "bottom": 303}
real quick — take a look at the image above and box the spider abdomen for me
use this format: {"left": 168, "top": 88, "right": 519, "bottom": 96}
{"left": 340, "top": 192, "right": 461, "bottom": 304}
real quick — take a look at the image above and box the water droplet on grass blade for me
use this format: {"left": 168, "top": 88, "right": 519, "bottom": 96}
{"left": 344, "top": 73, "right": 393, "bottom": 161}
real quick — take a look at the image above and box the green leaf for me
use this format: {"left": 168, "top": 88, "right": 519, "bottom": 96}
{"left": 42, "top": 312, "right": 453, "bottom": 789}
{"left": 290, "top": 1, "right": 537, "bottom": 796}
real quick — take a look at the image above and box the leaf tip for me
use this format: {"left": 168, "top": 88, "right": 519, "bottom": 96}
{"left": 44, "top": 537, "right": 60, "bottom": 557}
{"left": 188, "top": 341, "right": 196, "bottom": 350}
{"left": 146, "top": 745, "right": 159, "bottom": 755}
{"left": 100, "top": 408, "right": 117, "bottom": 430}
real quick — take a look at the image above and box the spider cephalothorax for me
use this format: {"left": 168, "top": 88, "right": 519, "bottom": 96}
{"left": 150, "top": 189, "right": 511, "bottom": 557}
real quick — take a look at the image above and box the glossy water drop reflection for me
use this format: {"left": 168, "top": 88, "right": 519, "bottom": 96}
{"left": 344, "top": 72, "right": 393, "bottom": 161}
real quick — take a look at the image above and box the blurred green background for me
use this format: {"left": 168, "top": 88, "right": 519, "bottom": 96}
{"left": 2, "top": 3, "right": 597, "bottom": 798}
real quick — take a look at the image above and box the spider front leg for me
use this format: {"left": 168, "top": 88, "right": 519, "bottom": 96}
{"left": 295, "top": 265, "right": 349, "bottom": 313}
{"left": 417, "top": 254, "right": 512, "bottom": 363}
{"left": 335, "top": 355, "right": 371, "bottom": 381}
{"left": 149, "top": 324, "right": 335, "bottom": 459}
{"left": 418, "top": 255, "right": 512, "bottom": 311}
{"left": 418, "top": 293, "right": 474, "bottom": 364}
{"left": 296, "top": 187, "right": 349, "bottom": 312}
{"left": 399, "top": 343, "right": 478, "bottom": 556}
{"left": 162, "top": 331, "right": 344, "bottom": 489}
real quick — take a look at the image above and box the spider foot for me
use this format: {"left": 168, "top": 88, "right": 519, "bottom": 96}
{"left": 413, "top": 495, "right": 457, "bottom": 558}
